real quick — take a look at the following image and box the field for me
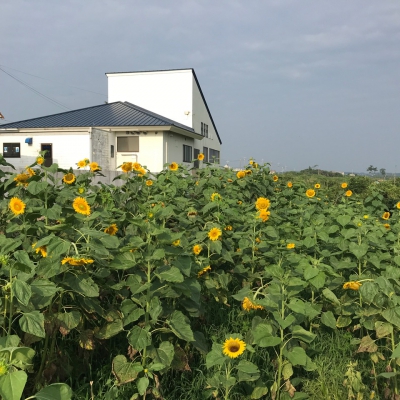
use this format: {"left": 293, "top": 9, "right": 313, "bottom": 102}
{"left": 1, "top": 155, "right": 400, "bottom": 400}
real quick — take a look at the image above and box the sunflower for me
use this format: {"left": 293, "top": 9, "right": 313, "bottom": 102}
{"left": 0, "top": 360, "right": 9, "bottom": 377}
{"left": 249, "top": 160, "right": 254, "bottom": 165}
{"left": 242, "top": 297, "right": 263, "bottom": 311}
{"left": 237, "top": 200, "right": 243, "bottom": 205}
{"left": 384, "top": 223, "right": 390, "bottom": 230}
{"left": 245, "top": 169, "right": 252, "bottom": 175}
{"left": 36, "top": 156, "right": 44, "bottom": 165}
{"left": 343, "top": 281, "right": 362, "bottom": 291}
{"left": 345, "top": 190, "right": 353, "bottom": 197}
{"left": 341, "top": 182, "right": 348, "bottom": 189}
{"left": 287, "top": 182, "right": 293, "bottom": 188}
{"left": 90, "top": 162, "right": 101, "bottom": 172}
{"left": 104, "top": 224, "right": 118, "bottom": 235}
{"left": 138, "top": 167, "right": 146, "bottom": 175}
{"left": 396, "top": 202, "right": 400, "bottom": 209}
{"left": 168, "top": 162, "right": 178, "bottom": 171}
{"left": 121, "top": 162, "right": 133, "bottom": 173}
{"left": 306, "top": 189, "right": 316, "bottom": 198}
{"left": 77, "top": 160, "right": 86, "bottom": 168}
{"left": 9, "top": 197, "right": 26, "bottom": 215}
{"left": 133, "top": 162, "right": 142, "bottom": 171}
{"left": 255, "top": 197, "right": 270, "bottom": 210}
{"left": 382, "top": 211, "right": 390, "bottom": 220}
{"left": 363, "top": 215, "right": 369, "bottom": 219}
{"left": 198, "top": 153, "right": 205, "bottom": 161}
{"left": 78, "top": 187, "right": 85, "bottom": 194}
{"left": 146, "top": 180, "right": 153, "bottom": 186}
{"left": 210, "top": 192, "right": 221, "bottom": 201}
{"left": 63, "top": 173, "right": 76, "bottom": 184}
{"left": 32, "top": 243, "right": 47, "bottom": 257}
{"left": 257, "top": 209, "right": 270, "bottom": 222}
{"left": 255, "top": 237, "right": 261, "bottom": 243}
{"left": 172, "top": 239, "right": 181, "bottom": 247}
{"left": 208, "top": 227, "right": 222, "bottom": 241}
{"left": 72, "top": 197, "right": 91, "bottom": 216}
{"left": 273, "top": 175, "right": 278, "bottom": 182}
{"left": 26, "top": 167, "right": 35, "bottom": 177}
{"left": 192, "top": 244, "right": 202, "bottom": 255}
{"left": 236, "top": 170, "right": 246, "bottom": 179}
{"left": 224, "top": 225, "right": 233, "bottom": 231}
{"left": 287, "top": 243, "right": 295, "bottom": 249}
{"left": 197, "top": 265, "right": 211, "bottom": 277}
{"left": 187, "top": 209, "right": 198, "bottom": 218}
{"left": 315, "top": 183, "right": 321, "bottom": 189}
{"left": 14, "top": 173, "right": 30, "bottom": 187}
{"left": 227, "top": 178, "right": 233, "bottom": 183}
{"left": 62, "top": 257, "right": 94, "bottom": 266}
{"left": 222, "top": 337, "right": 246, "bottom": 358}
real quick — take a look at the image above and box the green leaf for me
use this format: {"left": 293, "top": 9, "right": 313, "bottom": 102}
{"left": 286, "top": 346, "right": 307, "bottom": 366}
{"left": 237, "top": 360, "right": 259, "bottom": 374}
{"left": 303, "top": 236, "right": 316, "bottom": 248}
{"left": 291, "top": 325, "right": 316, "bottom": 344}
{"left": 382, "top": 308, "right": 400, "bottom": 329}
{"left": 322, "top": 288, "right": 340, "bottom": 306}
{"left": 31, "top": 279, "right": 58, "bottom": 297}
{"left": 95, "top": 319, "right": 123, "bottom": 339}
{"left": 206, "top": 343, "right": 226, "bottom": 368}
{"left": 137, "top": 377, "right": 149, "bottom": 396}
{"left": 19, "top": 311, "right": 45, "bottom": 338}
{"left": 127, "top": 326, "right": 151, "bottom": 351}
{"left": 63, "top": 274, "right": 99, "bottom": 297}
{"left": 121, "top": 300, "right": 145, "bottom": 326}
{"left": 337, "top": 215, "right": 351, "bottom": 226}
{"left": 56, "top": 311, "right": 81, "bottom": 331}
{"left": 27, "top": 181, "right": 49, "bottom": 195}
{"left": 13, "top": 250, "right": 34, "bottom": 272}
{"left": 32, "top": 383, "right": 73, "bottom": 400}
{"left": 12, "top": 279, "right": 32, "bottom": 306}
{"left": 320, "top": 311, "right": 337, "bottom": 329}
{"left": 251, "top": 384, "right": 268, "bottom": 399}
{"left": 148, "top": 341, "right": 174, "bottom": 368}
{"left": 252, "top": 323, "right": 281, "bottom": 347}
{"left": 391, "top": 344, "right": 400, "bottom": 359}
{"left": 156, "top": 265, "right": 184, "bottom": 283}
{"left": 308, "top": 271, "right": 326, "bottom": 289}
{"left": 109, "top": 252, "right": 136, "bottom": 270}
{"left": 375, "top": 321, "right": 393, "bottom": 339}
{"left": 167, "top": 311, "right": 194, "bottom": 342}
{"left": 348, "top": 242, "right": 368, "bottom": 259}
{"left": 46, "top": 238, "right": 70, "bottom": 258}
{"left": 149, "top": 297, "right": 162, "bottom": 321}
{"left": 360, "top": 282, "right": 379, "bottom": 304}
{"left": 173, "top": 256, "right": 192, "bottom": 277}
{"left": 0, "top": 370, "right": 27, "bottom": 400}
{"left": 0, "top": 347, "right": 35, "bottom": 370}
{"left": 112, "top": 355, "right": 142, "bottom": 384}
{"left": 304, "top": 266, "right": 319, "bottom": 281}
{"left": 150, "top": 248, "right": 165, "bottom": 260}
{"left": 336, "top": 316, "right": 352, "bottom": 328}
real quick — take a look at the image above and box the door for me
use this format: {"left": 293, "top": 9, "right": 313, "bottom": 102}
{"left": 41, "top": 144, "right": 53, "bottom": 167}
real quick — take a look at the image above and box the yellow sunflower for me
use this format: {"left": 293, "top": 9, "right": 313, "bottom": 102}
{"left": 32, "top": 243, "right": 47, "bottom": 257}
{"left": 242, "top": 297, "right": 264, "bottom": 311}
{"left": 62, "top": 257, "right": 94, "bottom": 266}
{"left": 245, "top": 169, "right": 252, "bottom": 175}
{"left": 210, "top": 192, "right": 221, "bottom": 201}
{"left": 36, "top": 156, "right": 44, "bottom": 165}
{"left": 133, "top": 162, "right": 142, "bottom": 171}
{"left": 208, "top": 227, "right": 222, "bottom": 241}
{"left": 192, "top": 244, "right": 202, "bottom": 255}
{"left": 384, "top": 223, "right": 390, "bottom": 230}
{"left": 197, "top": 265, "right": 211, "bottom": 277}
{"left": 0, "top": 360, "right": 9, "bottom": 376}
{"left": 72, "top": 197, "right": 91, "bottom": 216}
{"left": 287, "top": 182, "right": 293, "bottom": 188}
{"left": 138, "top": 167, "right": 146, "bottom": 175}
{"left": 121, "top": 162, "right": 133, "bottom": 173}
{"left": 227, "top": 178, "right": 233, "bottom": 183}
{"left": 222, "top": 337, "right": 246, "bottom": 358}
{"left": 287, "top": 243, "right": 295, "bottom": 249}
{"left": 9, "top": 197, "right": 26, "bottom": 215}
{"left": 255, "top": 197, "right": 270, "bottom": 210}
{"left": 396, "top": 202, "right": 400, "bottom": 209}
{"left": 104, "top": 224, "right": 118, "bottom": 235}
{"left": 224, "top": 225, "right": 233, "bottom": 231}
{"left": 26, "top": 167, "right": 35, "bottom": 177}
{"left": 77, "top": 160, "right": 86, "bottom": 168}
{"left": 257, "top": 209, "right": 270, "bottom": 222}
{"left": 198, "top": 153, "right": 205, "bottom": 161}
{"left": 306, "top": 189, "right": 316, "bottom": 198}
{"left": 146, "top": 180, "right": 153, "bottom": 186}
{"left": 382, "top": 211, "right": 390, "bottom": 220}
{"left": 273, "top": 175, "right": 278, "bottom": 182}
{"left": 172, "top": 239, "right": 181, "bottom": 247}
{"left": 363, "top": 215, "right": 369, "bottom": 219}
{"left": 89, "top": 162, "right": 101, "bottom": 172}
{"left": 63, "top": 173, "right": 76, "bottom": 184}
{"left": 169, "top": 162, "right": 179, "bottom": 171}
{"left": 345, "top": 190, "right": 353, "bottom": 197}
{"left": 341, "top": 182, "right": 348, "bottom": 189}
{"left": 343, "top": 281, "right": 362, "bottom": 291}
{"left": 78, "top": 187, "right": 85, "bottom": 194}
{"left": 236, "top": 170, "right": 246, "bottom": 179}
{"left": 249, "top": 160, "right": 254, "bottom": 165}
{"left": 315, "top": 183, "right": 321, "bottom": 189}
{"left": 14, "top": 173, "right": 30, "bottom": 187}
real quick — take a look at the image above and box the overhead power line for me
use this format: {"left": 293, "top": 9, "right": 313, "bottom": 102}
{"left": 0, "top": 67, "right": 71, "bottom": 111}
{"left": 0, "top": 64, "right": 106, "bottom": 97}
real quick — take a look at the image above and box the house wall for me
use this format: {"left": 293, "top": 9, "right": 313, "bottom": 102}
{"left": 0, "top": 130, "right": 90, "bottom": 170}
{"left": 91, "top": 128, "right": 110, "bottom": 170}
{"left": 164, "top": 132, "right": 195, "bottom": 169}
{"left": 107, "top": 70, "right": 193, "bottom": 128}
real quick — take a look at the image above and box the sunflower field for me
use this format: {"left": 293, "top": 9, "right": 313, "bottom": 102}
{"left": 1, "top": 154, "right": 400, "bottom": 400}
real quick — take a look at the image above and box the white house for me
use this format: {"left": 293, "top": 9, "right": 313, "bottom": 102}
{"left": 0, "top": 69, "right": 221, "bottom": 173}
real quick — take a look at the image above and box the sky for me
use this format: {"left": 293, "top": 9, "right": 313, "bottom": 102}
{"left": 1, "top": 0, "right": 399, "bottom": 173}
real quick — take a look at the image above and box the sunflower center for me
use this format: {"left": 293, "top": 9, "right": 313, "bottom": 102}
{"left": 14, "top": 204, "right": 21, "bottom": 211}
{"left": 79, "top": 204, "right": 85, "bottom": 210}
{"left": 229, "top": 346, "right": 239, "bottom": 352}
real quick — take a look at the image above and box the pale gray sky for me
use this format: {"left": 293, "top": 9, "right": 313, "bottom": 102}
{"left": 1, "top": 0, "right": 399, "bottom": 172}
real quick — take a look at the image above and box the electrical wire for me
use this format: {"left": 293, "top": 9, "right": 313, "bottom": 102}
{"left": 0, "top": 67, "right": 71, "bottom": 111}
{"left": 0, "top": 64, "right": 106, "bottom": 96}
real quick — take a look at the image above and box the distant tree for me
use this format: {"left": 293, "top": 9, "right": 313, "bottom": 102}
{"left": 380, "top": 168, "right": 386, "bottom": 177}
{"left": 367, "top": 165, "right": 378, "bottom": 175}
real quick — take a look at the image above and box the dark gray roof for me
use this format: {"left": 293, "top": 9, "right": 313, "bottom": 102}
{"left": 0, "top": 101, "right": 194, "bottom": 132}
{"left": 106, "top": 68, "right": 222, "bottom": 144}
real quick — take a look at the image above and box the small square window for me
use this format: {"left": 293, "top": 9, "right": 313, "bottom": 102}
{"left": 3, "top": 143, "right": 20, "bottom": 158}
{"left": 117, "top": 136, "right": 139, "bottom": 152}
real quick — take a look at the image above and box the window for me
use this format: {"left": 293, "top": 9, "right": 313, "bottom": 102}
{"left": 117, "top": 136, "right": 139, "bottom": 152}
{"left": 200, "top": 122, "right": 209, "bottom": 138}
{"left": 183, "top": 145, "right": 192, "bottom": 162}
{"left": 3, "top": 143, "right": 20, "bottom": 158}
{"left": 203, "top": 147, "right": 208, "bottom": 163}
{"left": 110, "top": 145, "right": 115, "bottom": 158}
{"left": 209, "top": 149, "right": 220, "bottom": 163}
{"left": 201, "top": 122, "right": 204, "bottom": 136}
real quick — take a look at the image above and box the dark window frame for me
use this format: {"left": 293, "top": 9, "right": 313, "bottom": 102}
{"left": 203, "top": 146, "right": 209, "bottom": 163}
{"left": 3, "top": 143, "right": 21, "bottom": 158}
{"left": 183, "top": 144, "right": 192, "bottom": 162}
{"left": 209, "top": 148, "right": 220, "bottom": 163}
